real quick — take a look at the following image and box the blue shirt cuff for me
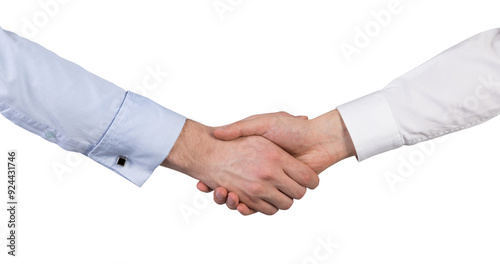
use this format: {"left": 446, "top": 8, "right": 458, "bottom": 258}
{"left": 88, "top": 91, "right": 186, "bottom": 186}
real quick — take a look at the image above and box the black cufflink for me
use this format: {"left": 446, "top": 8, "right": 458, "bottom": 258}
{"left": 116, "top": 156, "right": 127, "bottom": 166}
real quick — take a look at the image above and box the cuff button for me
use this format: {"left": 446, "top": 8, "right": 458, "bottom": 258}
{"left": 116, "top": 156, "right": 127, "bottom": 166}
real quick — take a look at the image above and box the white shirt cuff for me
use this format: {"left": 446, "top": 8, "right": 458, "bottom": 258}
{"left": 337, "top": 91, "right": 403, "bottom": 161}
{"left": 88, "top": 91, "right": 186, "bottom": 186}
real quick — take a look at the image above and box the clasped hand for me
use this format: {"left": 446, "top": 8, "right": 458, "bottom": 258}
{"left": 162, "top": 110, "right": 354, "bottom": 216}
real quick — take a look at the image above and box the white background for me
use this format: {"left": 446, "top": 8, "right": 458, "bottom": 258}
{"left": 1, "top": 0, "right": 500, "bottom": 263}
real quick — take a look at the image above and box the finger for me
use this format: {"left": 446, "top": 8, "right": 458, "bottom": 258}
{"left": 262, "top": 189, "right": 294, "bottom": 211}
{"left": 275, "top": 111, "right": 294, "bottom": 117}
{"left": 282, "top": 155, "right": 320, "bottom": 189}
{"left": 213, "top": 187, "right": 228, "bottom": 205}
{"left": 197, "top": 181, "right": 213, "bottom": 193}
{"left": 256, "top": 201, "right": 279, "bottom": 215}
{"left": 214, "top": 117, "right": 271, "bottom": 141}
{"left": 275, "top": 173, "right": 308, "bottom": 200}
{"left": 240, "top": 111, "right": 293, "bottom": 121}
{"left": 243, "top": 198, "right": 279, "bottom": 216}
{"left": 295, "top": 115, "right": 309, "bottom": 120}
{"left": 267, "top": 164, "right": 308, "bottom": 199}
{"left": 226, "top": 192, "right": 239, "bottom": 210}
{"left": 214, "top": 111, "right": 295, "bottom": 140}
{"left": 236, "top": 203, "right": 257, "bottom": 216}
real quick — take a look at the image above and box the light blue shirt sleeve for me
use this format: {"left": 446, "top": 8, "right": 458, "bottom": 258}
{"left": 0, "top": 27, "right": 186, "bottom": 186}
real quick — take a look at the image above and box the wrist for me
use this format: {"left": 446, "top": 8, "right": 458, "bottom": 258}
{"left": 313, "top": 109, "right": 356, "bottom": 163}
{"left": 161, "top": 119, "right": 215, "bottom": 181}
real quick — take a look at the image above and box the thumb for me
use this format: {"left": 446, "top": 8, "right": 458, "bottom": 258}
{"left": 214, "top": 118, "right": 270, "bottom": 141}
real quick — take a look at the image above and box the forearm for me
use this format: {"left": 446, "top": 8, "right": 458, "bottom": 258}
{"left": 0, "top": 27, "right": 186, "bottom": 186}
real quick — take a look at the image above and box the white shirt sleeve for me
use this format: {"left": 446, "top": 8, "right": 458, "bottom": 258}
{"left": 337, "top": 28, "right": 500, "bottom": 161}
{"left": 0, "top": 27, "right": 186, "bottom": 186}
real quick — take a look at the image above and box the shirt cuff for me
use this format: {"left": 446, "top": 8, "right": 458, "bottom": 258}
{"left": 88, "top": 91, "right": 186, "bottom": 187}
{"left": 337, "top": 91, "right": 403, "bottom": 161}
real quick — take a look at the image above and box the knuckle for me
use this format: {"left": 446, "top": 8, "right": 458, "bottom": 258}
{"left": 266, "top": 150, "right": 281, "bottom": 162}
{"left": 247, "top": 183, "right": 264, "bottom": 196}
{"left": 264, "top": 150, "right": 277, "bottom": 159}
{"left": 255, "top": 167, "right": 274, "bottom": 180}
{"left": 260, "top": 173, "right": 273, "bottom": 182}
{"left": 301, "top": 173, "right": 313, "bottom": 185}
{"left": 276, "top": 111, "right": 289, "bottom": 118}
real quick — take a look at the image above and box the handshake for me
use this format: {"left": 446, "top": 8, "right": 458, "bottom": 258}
{"left": 161, "top": 109, "right": 356, "bottom": 216}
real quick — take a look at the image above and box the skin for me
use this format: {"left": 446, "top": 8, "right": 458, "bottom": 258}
{"left": 161, "top": 119, "right": 319, "bottom": 215}
{"left": 196, "top": 109, "right": 356, "bottom": 215}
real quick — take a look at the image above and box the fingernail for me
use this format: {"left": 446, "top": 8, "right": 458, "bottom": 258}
{"left": 227, "top": 199, "right": 234, "bottom": 206}
{"left": 215, "top": 191, "right": 224, "bottom": 201}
